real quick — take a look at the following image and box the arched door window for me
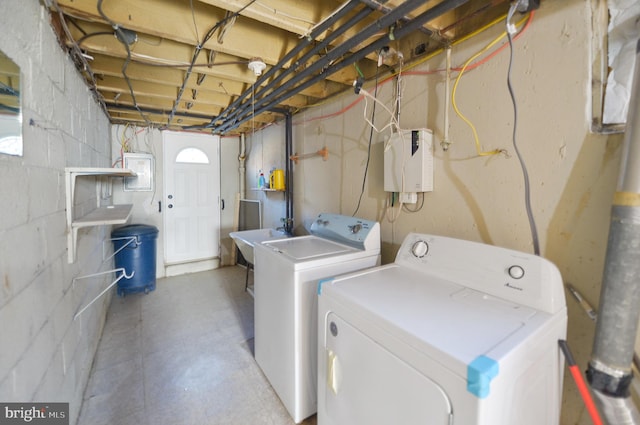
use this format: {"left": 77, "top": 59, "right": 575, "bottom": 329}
{"left": 175, "top": 147, "right": 209, "bottom": 164}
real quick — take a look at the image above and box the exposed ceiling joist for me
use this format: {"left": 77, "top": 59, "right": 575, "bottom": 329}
{"left": 47, "top": 0, "right": 517, "bottom": 134}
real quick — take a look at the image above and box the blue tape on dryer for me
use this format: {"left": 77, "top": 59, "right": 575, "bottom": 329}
{"left": 317, "top": 277, "right": 335, "bottom": 295}
{"left": 467, "top": 355, "right": 499, "bottom": 398}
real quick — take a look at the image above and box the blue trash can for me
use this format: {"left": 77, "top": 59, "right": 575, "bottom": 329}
{"left": 111, "top": 224, "right": 159, "bottom": 296}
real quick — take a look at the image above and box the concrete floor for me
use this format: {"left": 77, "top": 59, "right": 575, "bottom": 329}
{"left": 77, "top": 266, "right": 317, "bottom": 425}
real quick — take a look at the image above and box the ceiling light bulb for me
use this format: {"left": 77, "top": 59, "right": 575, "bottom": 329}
{"left": 248, "top": 58, "right": 266, "bottom": 76}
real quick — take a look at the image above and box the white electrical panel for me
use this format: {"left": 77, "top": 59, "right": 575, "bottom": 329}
{"left": 384, "top": 129, "right": 433, "bottom": 194}
{"left": 123, "top": 152, "right": 154, "bottom": 191}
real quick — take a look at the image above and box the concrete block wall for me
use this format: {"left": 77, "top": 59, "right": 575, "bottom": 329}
{"left": 1, "top": 1, "right": 115, "bottom": 424}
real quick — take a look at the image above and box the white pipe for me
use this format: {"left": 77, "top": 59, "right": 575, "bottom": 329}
{"left": 239, "top": 133, "right": 247, "bottom": 199}
{"left": 441, "top": 45, "right": 452, "bottom": 151}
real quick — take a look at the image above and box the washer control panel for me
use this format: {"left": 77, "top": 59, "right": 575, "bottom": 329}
{"left": 310, "top": 213, "right": 380, "bottom": 251}
{"left": 395, "top": 233, "right": 565, "bottom": 314}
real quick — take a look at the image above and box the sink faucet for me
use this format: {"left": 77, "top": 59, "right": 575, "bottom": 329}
{"left": 280, "top": 217, "right": 294, "bottom": 235}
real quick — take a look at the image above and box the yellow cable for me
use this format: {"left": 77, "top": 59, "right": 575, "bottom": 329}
{"left": 452, "top": 35, "right": 506, "bottom": 156}
{"left": 452, "top": 13, "right": 530, "bottom": 157}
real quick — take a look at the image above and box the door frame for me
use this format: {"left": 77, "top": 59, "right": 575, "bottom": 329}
{"left": 162, "top": 130, "right": 221, "bottom": 276}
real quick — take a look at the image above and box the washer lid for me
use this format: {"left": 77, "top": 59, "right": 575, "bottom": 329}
{"left": 264, "top": 236, "right": 356, "bottom": 261}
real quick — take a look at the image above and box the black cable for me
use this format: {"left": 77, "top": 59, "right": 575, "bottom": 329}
{"left": 76, "top": 31, "right": 113, "bottom": 46}
{"left": 52, "top": 0, "right": 107, "bottom": 116}
{"left": 506, "top": 29, "right": 540, "bottom": 256}
{"left": 97, "top": 0, "right": 152, "bottom": 126}
{"left": 0, "top": 81, "right": 19, "bottom": 97}
{"left": 167, "top": 0, "right": 257, "bottom": 125}
{"left": 0, "top": 103, "right": 20, "bottom": 114}
{"left": 352, "top": 69, "right": 379, "bottom": 217}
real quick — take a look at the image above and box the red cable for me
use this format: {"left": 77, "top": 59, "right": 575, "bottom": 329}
{"left": 559, "top": 340, "right": 604, "bottom": 425}
{"left": 295, "top": 12, "right": 536, "bottom": 125}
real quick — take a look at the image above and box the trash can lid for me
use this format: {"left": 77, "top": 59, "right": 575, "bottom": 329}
{"left": 111, "top": 224, "right": 159, "bottom": 237}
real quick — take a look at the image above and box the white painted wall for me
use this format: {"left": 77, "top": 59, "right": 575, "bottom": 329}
{"left": 220, "top": 135, "right": 241, "bottom": 265}
{"left": 246, "top": 126, "right": 289, "bottom": 231}
{"left": 0, "top": 1, "right": 115, "bottom": 423}
{"left": 246, "top": 1, "right": 627, "bottom": 423}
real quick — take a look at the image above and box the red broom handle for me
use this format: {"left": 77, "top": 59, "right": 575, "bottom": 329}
{"left": 559, "top": 340, "right": 604, "bottom": 425}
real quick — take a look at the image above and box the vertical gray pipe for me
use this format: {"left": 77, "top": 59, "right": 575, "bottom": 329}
{"left": 284, "top": 113, "right": 293, "bottom": 235}
{"left": 587, "top": 39, "right": 640, "bottom": 425}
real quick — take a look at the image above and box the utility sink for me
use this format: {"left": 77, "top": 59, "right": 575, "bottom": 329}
{"left": 230, "top": 228, "right": 289, "bottom": 264}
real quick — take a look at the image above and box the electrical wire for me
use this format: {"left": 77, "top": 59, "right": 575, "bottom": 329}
{"left": 403, "top": 192, "right": 425, "bottom": 212}
{"left": 167, "top": 0, "right": 257, "bottom": 126}
{"left": 189, "top": 0, "right": 200, "bottom": 45}
{"left": 51, "top": 0, "right": 107, "bottom": 115}
{"left": 506, "top": 4, "right": 539, "bottom": 255}
{"left": 359, "top": 87, "right": 401, "bottom": 138}
{"left": 352, "top": 68, "right": 379, "bottom": 217}
{"left": 97, "top": 0, "right": 152, "bottom": 127}
{"left": 451, "top": 31, "right": 511, "bottom": 157}
{"left": 129, "top": 59, "right": 249, "bottom": 68}
{"left": 302, "top": 1, "right": 352, "bottom": 40}
{"left": 76, "top": 31, "right": 114, "bottom": 46}
{"left": 293, "top": 13, "right": 534, "bottom": 127}
{"left": 254, "top": 0, "right": 316, "bottom": 26}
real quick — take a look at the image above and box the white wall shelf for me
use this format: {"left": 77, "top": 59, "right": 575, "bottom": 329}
{"left": 65, "top": 167, "right": 136, "bottom": 263}
{"left": 250, "top": 188, "right": 284, "bottom": 192}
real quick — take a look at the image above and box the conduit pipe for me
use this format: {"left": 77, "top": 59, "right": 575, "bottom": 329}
{"left": 199, "top": 0, "right": 370, "bottom": 130}
{"left": 218, "top": 0, "right": 470, "bottom": 134}
{"left": 216, "top": 0, "right": 433, "bottom": 133}
{"left": 212, "top": 2, "right": 379, "bottom": 132}
{"left": 284, "top": 113, "right": 294, "bottom": 235}
{"left": 358, "top": 0, "right": 444, "bottom": 42}
{"left": 587, "top": 39, "right": 640, "bottom": 425}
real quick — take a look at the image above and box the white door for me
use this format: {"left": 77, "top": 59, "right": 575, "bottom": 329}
{"left": 163, "top": 131, "right": 220, "bottom": 264}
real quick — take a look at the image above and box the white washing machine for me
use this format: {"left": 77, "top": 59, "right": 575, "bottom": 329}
{"left": 254, "top": 213, "right": 381, "bottom": 423}
{"left": 317, "top": 233, "right": 567, "bottom": 425}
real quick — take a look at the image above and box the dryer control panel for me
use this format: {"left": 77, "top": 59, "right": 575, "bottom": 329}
{"left": 310, "top": 213, "right": 380, "bottom": 252}
{"left": 395, "top": 233, "right": 566, "bottom": 314}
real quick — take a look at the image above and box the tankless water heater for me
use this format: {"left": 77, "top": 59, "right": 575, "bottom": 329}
{"left": 383, "top": 129, "right": 434, "bottom": 195}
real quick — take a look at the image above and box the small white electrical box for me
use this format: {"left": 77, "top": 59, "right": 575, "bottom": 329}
{"left": 123, "top": 152, "right": 154, "bottom": 191}
{"left": 384, "top": 129, "right": 434, "bottom": 194}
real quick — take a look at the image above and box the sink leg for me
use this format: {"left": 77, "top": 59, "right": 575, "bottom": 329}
{"left": 245, "top": 262, "right": 253, "bottom": 291}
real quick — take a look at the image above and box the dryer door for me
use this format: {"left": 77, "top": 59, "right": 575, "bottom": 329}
{"left": 321, "top": 312, "right": 453, "bottom": 425}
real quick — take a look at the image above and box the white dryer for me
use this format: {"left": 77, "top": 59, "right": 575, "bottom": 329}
{"left": 317, "top": 233, "right": 567, "bottom": 425}
{"left": 254, "top": 213, "right": 380, "bottom": 423}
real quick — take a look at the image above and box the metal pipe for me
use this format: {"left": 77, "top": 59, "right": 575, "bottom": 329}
{"left": 201, "top": 0, "right": 369, "bottom": 130}
{"left": 219, "top": 0, "right": 470, "bottom": 133}
{"left": 587, "top": 38, "right": 640, "bottom": 425}
{"left": 284, "top": 113, "right": 293, "bottom": 234}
